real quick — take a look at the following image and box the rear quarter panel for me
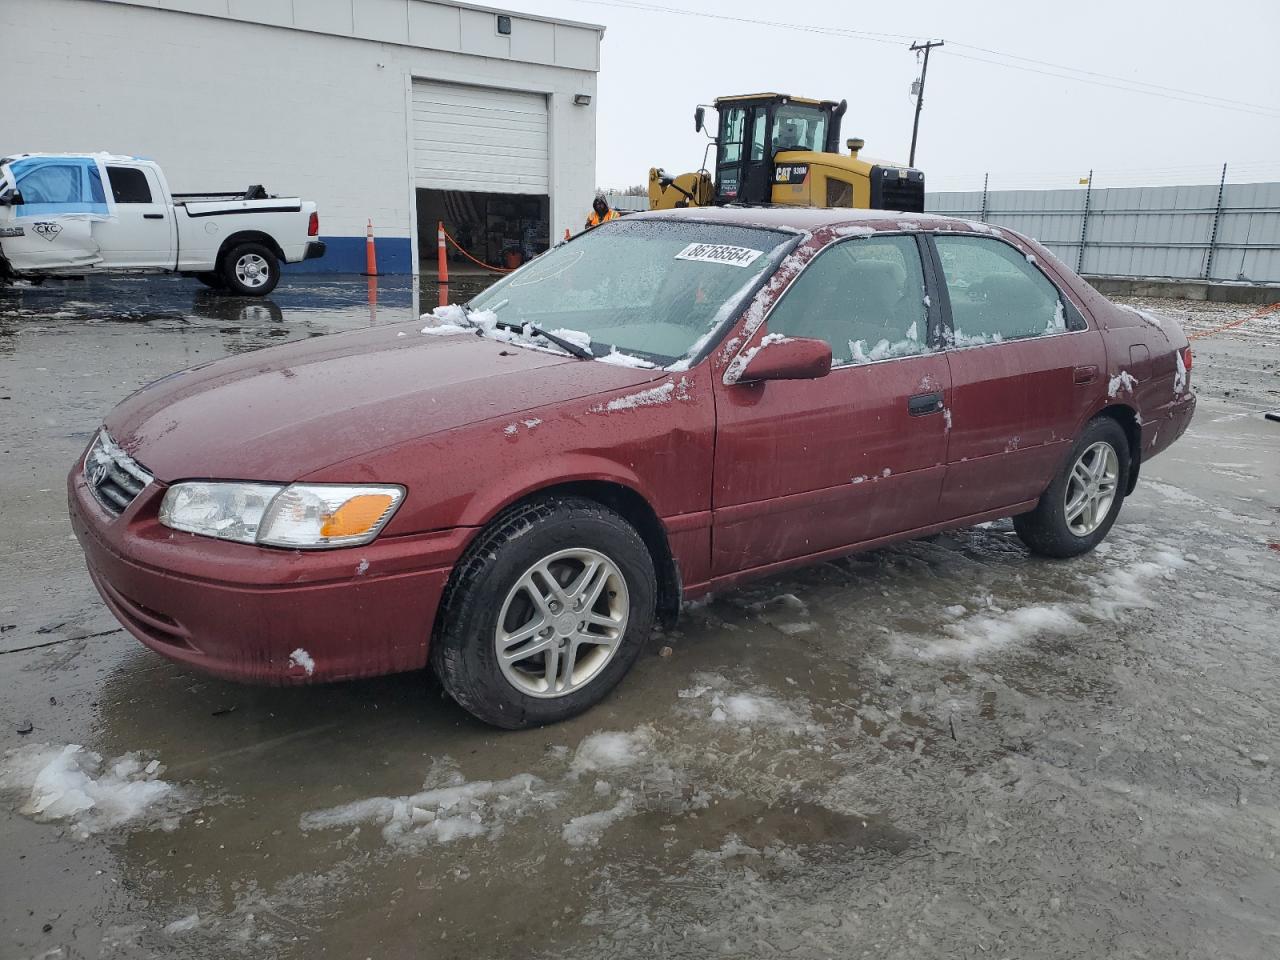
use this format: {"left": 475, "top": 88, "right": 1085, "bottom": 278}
{"left": 176, "top": 205, "right": 313, "bottom": 271}
{"left": 1031, "top": 240, "right": 1195, "bottom": 461}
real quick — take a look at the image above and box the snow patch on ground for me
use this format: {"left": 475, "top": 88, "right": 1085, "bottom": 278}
{"left": 0, "top": 743, "right": 189, "bottom": 836}
{"left": 299, "top": 761, "right": 549, "bottom": 849}
{"left": 902, "top": 545, "right": 1187, "bottom": 661}
{"left": 561, "top": 793, "right": 636, "bottom": 847}
{"left": 569, "top": 729, "right": 654, "bottom": 776}
{"left": 678, "top": 672, "right": 818, "bottom": 737}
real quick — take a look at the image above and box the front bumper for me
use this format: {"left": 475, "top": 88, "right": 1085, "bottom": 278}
{"left": 68, "top": 467, "right": 466, "bottom": 685}
{"left": 304, "top": 240, "right": 327, "bottom": 261}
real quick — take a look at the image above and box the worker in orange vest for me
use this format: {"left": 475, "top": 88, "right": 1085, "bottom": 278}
{"left": 585, "top": 194, "right": 620, "bottom": 229}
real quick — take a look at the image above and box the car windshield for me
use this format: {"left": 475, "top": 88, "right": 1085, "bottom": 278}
{"left": 467, "top": 219, "right": 794, "bottom": 365}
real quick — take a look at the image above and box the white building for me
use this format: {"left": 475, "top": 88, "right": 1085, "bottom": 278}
{"left": 1, "top": 0, "right": 604, "bottom": 274}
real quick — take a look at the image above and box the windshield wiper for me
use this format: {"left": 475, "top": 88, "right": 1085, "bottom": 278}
{"left": 497, "top": 320, "right": 594, "bottom": 360}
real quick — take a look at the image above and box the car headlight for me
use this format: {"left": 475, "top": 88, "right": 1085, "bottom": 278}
{"left": 159, "top": 482, "right": 404, "bottom": 549}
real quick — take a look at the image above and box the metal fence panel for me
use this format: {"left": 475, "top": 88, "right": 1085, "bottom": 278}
{"left": 926, "top": 180, "right": 1280, "bottom": 284}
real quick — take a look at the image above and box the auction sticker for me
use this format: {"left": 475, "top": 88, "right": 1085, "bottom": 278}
{"left": 675, "top": 243, "right": 763, "bottom": 267}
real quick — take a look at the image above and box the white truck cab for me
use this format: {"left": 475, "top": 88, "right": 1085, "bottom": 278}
{"left": 0, "top": 153, "right": 324, "bottom": 295}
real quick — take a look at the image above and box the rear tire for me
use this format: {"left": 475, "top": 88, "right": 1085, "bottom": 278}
{"left": 220, "top": 242, "right": 280, "bottom": 297}
{"left": 1013, "top": 416, "right": 1130, "bottom": 558}
{"left": 431, "top": 497, "right": 656, "bottom": 729}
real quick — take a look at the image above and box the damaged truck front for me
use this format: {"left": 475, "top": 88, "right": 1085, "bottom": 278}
{"left": 0, "top": 153, "right": 324, "bottom": 296}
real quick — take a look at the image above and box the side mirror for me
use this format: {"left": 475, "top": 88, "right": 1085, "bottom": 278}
{"left": 0, "top": 189, "right": 21, "bottom": 206}
{"left": 694, "top": 106, "right": 705, "bottom": 133}
{"left": 737, "top": 336, "right": 832, "bottom": 383}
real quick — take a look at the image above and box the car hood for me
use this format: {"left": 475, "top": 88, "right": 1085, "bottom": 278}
{"left": 105, "top": 322, "right": 661, "bottom": 482}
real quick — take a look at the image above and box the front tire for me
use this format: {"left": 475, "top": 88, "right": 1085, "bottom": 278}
{"left": 1014, "top": 416, "right": 1130, "bottom": 558}
{"left": 220, "top": 242, "right": 280, "bottom": 296}
{"left": 431, "top": 497, "right": 657, "bottom": 729}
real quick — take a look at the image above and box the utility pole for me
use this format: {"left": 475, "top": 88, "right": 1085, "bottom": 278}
{"left": 908, "top": 39, "right": 943, "bottom": 167}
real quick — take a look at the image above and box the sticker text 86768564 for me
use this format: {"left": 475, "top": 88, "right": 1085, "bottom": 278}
{"left": 674, "top": 243, "right": 763, "bottom": 267}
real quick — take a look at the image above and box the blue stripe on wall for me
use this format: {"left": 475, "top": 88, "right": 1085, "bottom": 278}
{"left": 284, "top": 236, "right": 414, "bottom": 274}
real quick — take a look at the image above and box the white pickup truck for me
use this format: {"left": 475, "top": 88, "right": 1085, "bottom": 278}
{"left": 0, "top": 153, "right": 324, "bottom": 296}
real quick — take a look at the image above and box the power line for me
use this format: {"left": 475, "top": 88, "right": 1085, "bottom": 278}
{"left": 944, "top": 49, "right": 1280, "bottom": 119}
{"left": 557, "top": 0, "right": 1280, "bottom": 118}
{"left": 946, "top": 41, "right": 1280, "bottom": 116}
{"left": 560, "top": 0, "right": 913, "bottom": 46}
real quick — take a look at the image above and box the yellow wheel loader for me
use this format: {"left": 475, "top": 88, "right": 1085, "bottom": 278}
{"left": 648, "top": 93, "right": 924, "bottom": 213}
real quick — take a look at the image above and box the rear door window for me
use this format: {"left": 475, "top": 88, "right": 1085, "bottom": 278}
{"left": 106, "top": 166, "right": 153, "bottom": 204}
{"left": 766, "top": 235, "right": 929, "bottom": 365}
{"left": 933, "top": 235, "right": 1080, "bottom": 344}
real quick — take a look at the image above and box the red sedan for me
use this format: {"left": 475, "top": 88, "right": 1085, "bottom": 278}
{"left": 68, "top": 208, "right": 1196, "bottom": 727}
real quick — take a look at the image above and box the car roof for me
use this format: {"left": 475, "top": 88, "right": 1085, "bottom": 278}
{"left": 1, "top": 152, "right": 145, "bottom": 165}
{"left": 625, "top": 205, "right": 975, "bottom": 235}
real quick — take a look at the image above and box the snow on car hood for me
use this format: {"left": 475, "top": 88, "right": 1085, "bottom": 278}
{"left": 103, "top": 321, "right": 661, "bottom": 482}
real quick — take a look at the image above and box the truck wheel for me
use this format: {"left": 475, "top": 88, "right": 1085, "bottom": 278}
{"left": 194, "top": 272, "right": 225, "bottom": 290}
{"left": 220, "top": 242, "right": 280, "bottom": 296}
{"left": 1013, "top": 417, "right": 1130, "bottom": 558}
{"left": 431, "top": 497, "right": 657, "bottom": 729}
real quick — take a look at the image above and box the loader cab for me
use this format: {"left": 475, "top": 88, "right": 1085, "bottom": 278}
{"left": 709, "top": 94, "right": 845, "bottom": 205}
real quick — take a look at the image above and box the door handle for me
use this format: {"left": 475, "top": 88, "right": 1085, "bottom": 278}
{"left": 143, "top": 213, "right": 165, "bottom": 220}
{"left": 1073, "top": 365, "right": 1097, "bottom": 384}
{"left": 908, "top": 391, "right": 944, "bottom": 416}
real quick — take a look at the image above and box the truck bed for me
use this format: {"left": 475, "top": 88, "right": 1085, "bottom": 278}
{"left": 171, "top": 185, "right": 274, "bottom": 205}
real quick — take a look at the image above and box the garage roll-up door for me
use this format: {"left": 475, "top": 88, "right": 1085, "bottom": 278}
{"left": 412, "top": 81, "right": 548, "bottom": 194}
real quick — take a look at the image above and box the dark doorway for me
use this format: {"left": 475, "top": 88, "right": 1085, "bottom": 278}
{"left": 416, "top": 189, "right": 550, "bottom": 274}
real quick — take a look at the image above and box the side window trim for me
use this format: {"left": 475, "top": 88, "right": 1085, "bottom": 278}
{"left": 913, "top": 232, "right": 950, "bottom": 349}
{"left": 759, "top": 232, "right": 942, "bottom": 369}
{"left": 921, "top": 232, "right": 1089, "bottom": 348}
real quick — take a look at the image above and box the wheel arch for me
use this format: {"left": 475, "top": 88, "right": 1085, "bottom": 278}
{"left": 216, "top": 231, "right": 285, "bottom": 269}
{"left": 451, "top": 479, "right": 682, "bottom": 631}
{"left": 1093, "top": 402, "right": 1142, "bottom": 493}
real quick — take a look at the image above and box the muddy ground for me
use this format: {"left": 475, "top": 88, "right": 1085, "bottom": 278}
{"left": 0, "top": 276, "right": 1277, "bottom": 960}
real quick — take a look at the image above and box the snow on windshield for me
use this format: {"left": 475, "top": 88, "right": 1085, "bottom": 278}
{"left": 464, "top": 220, "right": 792, "bottom": 368}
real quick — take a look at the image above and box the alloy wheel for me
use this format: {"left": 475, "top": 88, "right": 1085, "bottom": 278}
{"left": 1064, "top": 440, "right": 1119, "bottom": 536}
{"left": 494, "top": 548, "right": 629, "bottom": 698}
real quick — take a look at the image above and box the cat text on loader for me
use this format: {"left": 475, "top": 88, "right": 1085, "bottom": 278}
{"left": 648, "top": 93, "right": 925, "bottom": 213}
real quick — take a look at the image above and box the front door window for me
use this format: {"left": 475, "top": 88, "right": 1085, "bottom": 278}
{"left": 766, "top": 235, "right": 930, "bottom": 364}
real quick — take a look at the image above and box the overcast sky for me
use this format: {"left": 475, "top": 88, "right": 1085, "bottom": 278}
{"left": 499, "top": 0, "right": 1280, "bottom": 192}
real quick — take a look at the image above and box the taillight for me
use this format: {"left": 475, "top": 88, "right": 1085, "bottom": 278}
{"left": 308, "top": 211, "right": 319, "bottom": 237}
{"left": 1180, "top": 345, "right": 1192, "bottom": 372}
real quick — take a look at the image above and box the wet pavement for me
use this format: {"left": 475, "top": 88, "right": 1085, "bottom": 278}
{"left": 0, "top": 276, "right": 1277, "bottom": 960}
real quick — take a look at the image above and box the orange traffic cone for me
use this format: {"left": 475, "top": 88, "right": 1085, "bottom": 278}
{"left": 437, "top": 221, "right": 449, "bottom": 285}
{"left": 362, "top": 219, "right": 377, "bottom": 276}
